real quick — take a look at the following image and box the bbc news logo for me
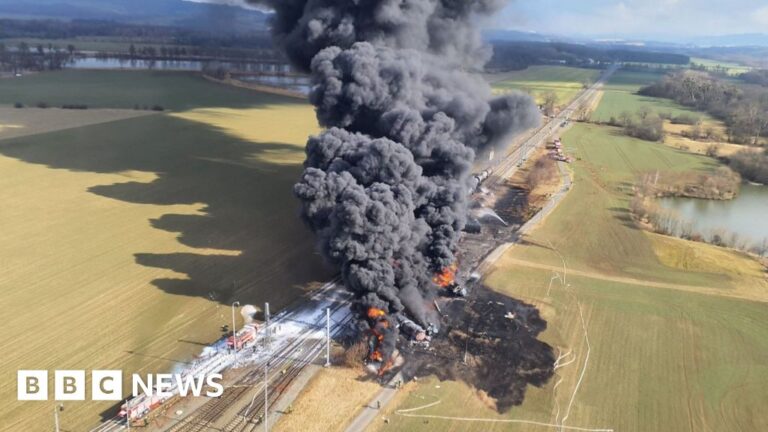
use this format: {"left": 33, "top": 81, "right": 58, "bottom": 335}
{"left": 18, "top": 370, "right": 224, "bottom": 401}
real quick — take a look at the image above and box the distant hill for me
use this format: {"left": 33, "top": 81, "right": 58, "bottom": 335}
{"left": 687, "top": 33, "right": 768, "bottom": 47}
{"left": 482, "top": 30, "right": 556, "bottom": 43}
{"left": 0, "top": 0, "right": 269, "bottom": 33}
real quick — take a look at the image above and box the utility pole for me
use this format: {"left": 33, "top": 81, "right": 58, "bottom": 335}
{"left": 232, "top": 300, "right": 241, "bottom": 366}
{"left": 264, "top": 361, "right": 269, "bottom": 432}
{"left": 325, "top": 307, "right": 331, "bottom": 367}
{"left": 264, "top": 302, "right": 271, "bottom": 350}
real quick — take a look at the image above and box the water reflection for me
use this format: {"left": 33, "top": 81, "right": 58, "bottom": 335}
{"left": 659, "top": 183, "right": 768, "bottom": 244}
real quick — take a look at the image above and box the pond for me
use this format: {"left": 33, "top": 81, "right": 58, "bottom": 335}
{"left": 237, "top": 74, "right": 311, "bottom": 95}
{"left": 66, "top": 57, "right": 309, "bottom": 94}
{"left": 659, "top": 183, "right": 768, "bottom": 245}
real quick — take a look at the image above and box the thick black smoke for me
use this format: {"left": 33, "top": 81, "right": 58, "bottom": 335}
{"left": 252, "top": 0, "right": 539, "bottom": 352}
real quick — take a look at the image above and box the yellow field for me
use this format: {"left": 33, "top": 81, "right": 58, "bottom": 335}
{"left": 274, "top": 366, "right": 382, "bottom": 432}
{"left": 490, "top": 66, "right": 601, "bottom": 108}
{"left": 0, "top": 88, "right": 332, "bottom": 430}
{"left": 663, "top": 120, "right": 767, "bottom": 155}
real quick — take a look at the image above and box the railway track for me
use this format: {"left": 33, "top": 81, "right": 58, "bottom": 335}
{"left": 485, "top": 65, "right": 618, "bottom": 190}
{"left": 224, "top": 305, "right": 355, "bottom": 432}
{"left": 166, "top": 386, "right": 252, "bottom": 432}
{"left": 161, "top": 285, "right": 354, "bottom": 432}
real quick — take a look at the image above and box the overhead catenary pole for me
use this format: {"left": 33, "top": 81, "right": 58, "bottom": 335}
{"left": 232, "top": 300, "right": 241, "bottom": 366}
{"left": 325, "top": 307, "right": 331, "bottom": 367}
{"left": 265, "top": 302, "right": 271, "bottom": 350}
{"left": 54, "top": 404, "right": 63, "bottom": 432}
{"left": 264, "top": 361, "right": 269, "bottom": 432}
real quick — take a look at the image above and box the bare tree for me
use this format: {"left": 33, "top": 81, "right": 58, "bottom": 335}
{"left": 543, "top": 92, "right": 558, "bottom": 117}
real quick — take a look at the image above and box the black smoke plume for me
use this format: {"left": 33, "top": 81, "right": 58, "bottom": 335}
{"left": 251, "top": 0, "right": 540, "bottom": 357}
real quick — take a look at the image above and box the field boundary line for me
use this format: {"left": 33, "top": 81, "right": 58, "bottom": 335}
{"left": 558, "top": 284, "right": 592, "bottom": 431}
{"left": 396, "top": 400, "right": 442, "bottom": 413}
{"left": 500, "top": 257, "right": 768, "bottom": 304}
{"left": 393, "top": 412, "right": 612, "bottom": 432}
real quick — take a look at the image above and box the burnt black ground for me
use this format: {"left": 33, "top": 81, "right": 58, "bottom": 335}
{"left": 397, "top": 284, "right": 555, "bottom": 412}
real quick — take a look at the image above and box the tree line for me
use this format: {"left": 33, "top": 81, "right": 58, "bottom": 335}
{"left": 0, "top": 18, "right": 282, "bottom": 62}
{"left": 728, "top": 149, "right": 768, "bottom": 184}
{"left": 488, "top": 41, "right": 690, "bottom": 72}
{"left": 739, "top": 69, "right": 768, "bottom": 87}
{"left": 0, "top": 41, "right": 74, "bottom": 72}
{"left": 639, "top": 70, "right": 768, "bottom": 145}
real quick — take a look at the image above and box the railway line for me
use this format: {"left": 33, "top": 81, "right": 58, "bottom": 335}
{"left": 485, "top": 64, "right": 619, "bottom": 189}
{"left": 160, "top": 282, "right": 355, "bottom": 432}
{"left": 90, "top": 280, "right": 354, "bottom": 432}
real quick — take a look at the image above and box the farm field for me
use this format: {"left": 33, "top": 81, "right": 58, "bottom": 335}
{"left": 375, "top": 263, "right": 768, "bottom": 432}
{"left": 0, "top": 70, "right": 331, "bottom": 431}
{"left": 376, "top": 82, "right": 768, "bottom": 431}
{"left": 490, "top": 66, "right": 601, "bottom": 108}
{"left": 690, "top": 56, "right": 752, "bottom": 75}
{"left": 0, "top": 105, "right": 153, "bottom": 140}
{"left": 0, "top": 70, "right": 304, "bottom": 110}
{"left": 274, "top": 366, "right": 382, "bottom": 432}
{"left": 591, "top": 69, "right": 767, "bottom": 155}
{"left": 590, "top": 70, "right": 716, "bottom": 123}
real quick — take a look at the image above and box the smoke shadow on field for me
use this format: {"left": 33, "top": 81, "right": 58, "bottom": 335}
{"left": 0, "top": 105, "right": 335, "bottom": 311}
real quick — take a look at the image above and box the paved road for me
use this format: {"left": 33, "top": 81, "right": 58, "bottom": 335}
{"left": 342, "top": 372, "right": 404, "bottom": 432}
{"left": 344, "top": 64, "right": 619, "bottom": 432}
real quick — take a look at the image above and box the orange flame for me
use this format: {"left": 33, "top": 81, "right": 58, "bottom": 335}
{"left": 367, "top": 307, "right": 389, "bottom": 364}
{"left": 367, "top": 307, "right": 386, "bottom": 320}
{"left": 433, "top": 263, "right": 458, "bottom": 287}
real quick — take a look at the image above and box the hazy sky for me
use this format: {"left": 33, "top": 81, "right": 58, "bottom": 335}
{"left": 496, "top": 0, "right": 768, "bottom": 38}
{"left": 188, "top": 0, "right": 768, "bottom": 38}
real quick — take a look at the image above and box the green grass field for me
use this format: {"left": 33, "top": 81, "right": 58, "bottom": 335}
{"left": 591, "top": 70, "right": 713, "bottom": 123}
{"left": 380, "top": 264, "right": 768, "bottom": 432}
{"left": 509, "top": 124, "right": 739, "bottom": 285}
{"left": 690, "top": 57, "right": 752, "bottom": 75}
{"left": 0, "top": 70, "right": 330, "bottom": 431}
{"left": 0, "top": 70, "right": 300, "bottom": 111}
{"left": 376, "top": 73, "right": 768, "bottom": 431}
{"left": 491, "top": 66, "right": 601, "bottom": 107}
